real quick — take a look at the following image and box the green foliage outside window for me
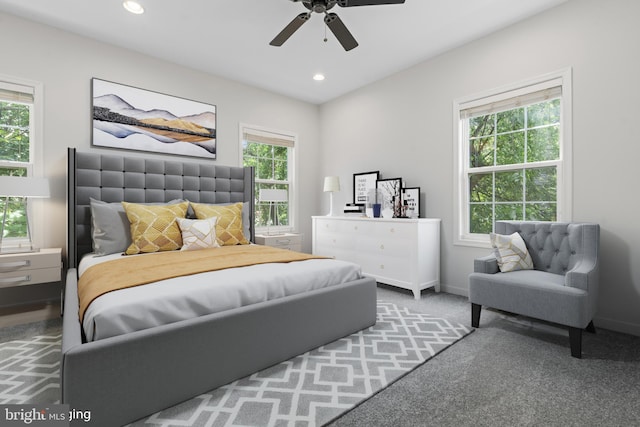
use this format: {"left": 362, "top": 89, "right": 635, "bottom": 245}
{"left": 242, "top": 141, "right": 290, "bottom": 229}
{"left": 468, "top": 99, "right": 560, "bottom": 234}
{"left": 0, "top": 100, "right": 31, "bottom": 238}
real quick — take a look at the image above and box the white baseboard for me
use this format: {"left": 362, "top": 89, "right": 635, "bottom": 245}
{"left": 440, "top": 283, "right": 468, "bottom": 297}
{"left": 594, "top": 315, "right": 640, "bottom": 337}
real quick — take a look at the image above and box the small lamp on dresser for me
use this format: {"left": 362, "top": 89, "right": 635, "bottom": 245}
{"left": 323, "top": 176, "right": 340, "bottom": 217}
{"left": 0, "top": 175, "right": 50, "bottom": 253}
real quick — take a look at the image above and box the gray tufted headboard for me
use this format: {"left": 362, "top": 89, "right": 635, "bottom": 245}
{"left": 67, "top": 148, "right": 255, "bottom": 269}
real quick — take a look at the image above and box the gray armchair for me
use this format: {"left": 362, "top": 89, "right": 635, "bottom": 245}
{"left": 469, "top": 221, "right": 600, "bottom": 358}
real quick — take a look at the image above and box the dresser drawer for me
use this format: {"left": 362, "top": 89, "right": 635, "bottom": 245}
{"left": 0, "top": 267, "right": 61, "bottom": 287}
{"left": 312, "top": 217, "right": 441, "bottom": 299}
{"left": 255, "top": 233, "right": 302, "bottom": 251}
{"left": 0, "top": 248, "right": 62, "bottom": 288}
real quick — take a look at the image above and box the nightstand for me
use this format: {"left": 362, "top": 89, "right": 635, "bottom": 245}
{"left": 0, "top": 248, "right": 62, "bottom": 289}
{"left": 254, "top": 233, "right": 302, "bottom": 252}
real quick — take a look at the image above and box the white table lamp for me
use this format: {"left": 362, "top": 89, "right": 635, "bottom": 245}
{"left": 0, "top": 176, "right": 50, "bottom": 253}
{"left": 323, "top": 176, "right": 340, "bottom": 217}
{"left": 259, "top": 188, "right": 288, "bottom": 235}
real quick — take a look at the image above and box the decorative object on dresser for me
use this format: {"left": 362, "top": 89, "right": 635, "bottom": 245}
{"left": 323, "top": 176, "right": 341, "bottom": 216}
{"left": 254, "top": 232, "right": 302, "bottom": 252}
{"left": 258, "top": 188, "right": 288, "bottom": 235}
{"left": 92, "top": 78, "right": 217, "bottom": 159}
{"left": 402, "top": 187, "right": 420, "bottom": 219}
{"left": 0, "top": 248, "right": 61, "bottom": 289}
{"left": 353, "top": 171, "right": 380, "bottom": 206}
{"left": 312, "top": 216, "right": 441, "bottom": 299}
{"left": 376, "top": 177, "right": 402, "bottom": 218}
{"left": 343, "top": 203, "right": 365, "bottom": 216}
{"left": 0, "top": 176, "right": 50, "bottom": 253}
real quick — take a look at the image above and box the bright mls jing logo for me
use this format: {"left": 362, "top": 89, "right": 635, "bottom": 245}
{"left": 1, "top": 405, "right": 92, "bottom": 426}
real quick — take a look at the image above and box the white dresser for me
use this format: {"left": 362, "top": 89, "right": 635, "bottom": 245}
{"left": 312, "top": 216, "right": 440, "bottom": 299}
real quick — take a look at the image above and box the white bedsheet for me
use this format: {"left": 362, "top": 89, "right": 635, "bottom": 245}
{"left": 79, "top": 251, "right": 362, "bottom": 341}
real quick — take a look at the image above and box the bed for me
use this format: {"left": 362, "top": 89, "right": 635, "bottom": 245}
{"left": 61, "top": 148, "right": 377, "bottom": 426}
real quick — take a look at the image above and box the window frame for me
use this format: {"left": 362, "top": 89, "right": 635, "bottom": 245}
{"left": 453, "top": 69, "right": 572, "bottom": 248}
{"left": 0, "top": 74, "right": 45, "bottom": 247}
{"left": 239, "top": 123, "right": 297, "bottom": 234}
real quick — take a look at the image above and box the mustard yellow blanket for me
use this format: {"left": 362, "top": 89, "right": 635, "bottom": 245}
{"left": 78, "top": 245, "right": 326, "bottom": 321}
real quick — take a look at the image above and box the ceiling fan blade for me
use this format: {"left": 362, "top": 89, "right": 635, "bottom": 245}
{"left": 338, "top": 0, "right": 405, "bottom": 6}
{"left": 324, "top": 13, "right": 358, "bottom": 51}
{"left": 270, "top": 13, "right": 311, "bottom": 46}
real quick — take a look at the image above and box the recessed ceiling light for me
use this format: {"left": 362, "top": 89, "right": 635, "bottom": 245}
{"left": 123, "top": 1, "right": 144, "bottom": 14}
{"left": 313, "top": 74, "right": 325, "bottom": 81}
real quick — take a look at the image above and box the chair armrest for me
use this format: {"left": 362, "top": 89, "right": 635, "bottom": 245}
{"left": 474, "top": 254, "right": 499, "bottom": 274}
{"left": 565, "top": 257, "right": 598, "bottom": 292}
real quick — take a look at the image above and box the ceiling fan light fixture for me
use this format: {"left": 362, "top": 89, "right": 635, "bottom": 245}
{"left": 123, "top": 1, "right": 144, "bottom": 15}
{"left": 313, "top": 73, "right": 326, "bottom": 81}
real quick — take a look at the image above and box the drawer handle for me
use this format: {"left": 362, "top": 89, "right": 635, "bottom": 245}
{"left": 0, "top": 275, "right": 31, "bottom": 284}
{"left": 380, "top": 244, "right": 385, "bottom": 250}
{"left": 390, "top": 228, "right": 395, "bottom": 233}
{"left": 0, "top": 260, "right": 31, "bottom": 269}
{"left": 276, "top": 239, "right": 291, "bottom": 244}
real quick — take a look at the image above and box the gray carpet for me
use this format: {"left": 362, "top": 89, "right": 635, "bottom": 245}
{"left": 2, "top": 287, "right": 640, "bottom": 426}
{"left": 327, "top": 286, "right": 640, "bottom": 427}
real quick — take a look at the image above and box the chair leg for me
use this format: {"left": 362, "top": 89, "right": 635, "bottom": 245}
{"left": 585, "top": 320, "right": 596, "bottom": 334}
{"left": 569, "top": 327, "right": 582, "bottom": 358}
{"left": 471, "top": 303, "right": 481, "bottom": 328}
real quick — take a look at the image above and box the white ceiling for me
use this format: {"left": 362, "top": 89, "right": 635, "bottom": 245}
{"left": 0, "top": 0, "right": 567, "bottom": 104}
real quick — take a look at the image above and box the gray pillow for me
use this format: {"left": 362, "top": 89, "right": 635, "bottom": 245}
{"left": 89, "top": 198, "right": 185, "bottom": 256}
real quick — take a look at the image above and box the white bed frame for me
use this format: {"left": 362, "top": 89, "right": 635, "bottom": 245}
{"left": 61, "top": 148, "right": 377, "bottom": 426}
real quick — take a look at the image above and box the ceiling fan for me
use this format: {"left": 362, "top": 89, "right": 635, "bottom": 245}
{"left": 270, "top": 0, "right": 406, "bottom": 51}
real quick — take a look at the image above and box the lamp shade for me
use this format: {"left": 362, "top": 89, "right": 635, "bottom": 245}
{"left": 259, "top": 189, "right": 288, "bottom": 202}
{"left": 0, "top": 176, "right": 50, "bottom": 198}
{"left": 323, "top": 176, "right": 340, "bottom": 193}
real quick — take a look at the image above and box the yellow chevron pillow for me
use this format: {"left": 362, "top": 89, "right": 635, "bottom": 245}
{"left": 190, "top": 202, "right": 249, "bottom": 246}
{"left": 122, "top": 201, "right": 189, "bottom": 255}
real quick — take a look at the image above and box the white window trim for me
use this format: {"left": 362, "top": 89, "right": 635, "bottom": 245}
{"left": 453, "top": 68, "right": 573, "bottom": 248}
{"left": 238, "top": 122, "right": 298, "bottom": 234}
{"left": 0, "top": 74, "right": 46, "bottom": 248}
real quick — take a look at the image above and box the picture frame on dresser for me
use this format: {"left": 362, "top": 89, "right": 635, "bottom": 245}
{"left": 376, "top": 177, "right": 402, "bottom": 217}
{"left": 402, "top": 187, "right": 420, "bottom": 218}
{"left": 353, "top": 171, "right": 379, "bottom": 205}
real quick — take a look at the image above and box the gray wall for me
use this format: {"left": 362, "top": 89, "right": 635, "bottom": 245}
{"left": 0, "top": 11, "right": 321, "bottom": 305}
{"left": 319, "top": 0, "right": 640, "bottom": 335}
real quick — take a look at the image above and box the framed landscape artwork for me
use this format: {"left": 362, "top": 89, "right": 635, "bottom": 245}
{"left": 92, "top": 78, "right": 217, "bottom": 159}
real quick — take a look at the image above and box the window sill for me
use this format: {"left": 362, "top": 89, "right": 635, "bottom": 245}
{"left": 454, "top": 235, "right": 492, "bottom": 249}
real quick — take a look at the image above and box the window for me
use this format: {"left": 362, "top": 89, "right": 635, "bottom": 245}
{"left": 0, "top": 79, "right": 36, "bottom": 240}
{"left": 240, "top": 124, "right": 296, "bottom": 233}
{"left": 454, "top": 70, "right": 572, "bottom": 246}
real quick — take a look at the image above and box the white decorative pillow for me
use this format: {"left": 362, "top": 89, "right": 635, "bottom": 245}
{"left": 177, "top": 216, "right": 220, "bottom": 251}
{"left": 490, "top": 232, "right": 534, "bottom": 272}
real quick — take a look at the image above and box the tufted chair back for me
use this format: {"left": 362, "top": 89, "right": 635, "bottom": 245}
{"left": 496, "top": 221, "right": 599, "bottom": 277}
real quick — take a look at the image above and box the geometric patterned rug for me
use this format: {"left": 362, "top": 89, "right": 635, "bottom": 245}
{"left": 0, "top": 302, "right": 473, "bottom": 426}
{"left": 0, "top": 334, "right": 61, "bottom": 405}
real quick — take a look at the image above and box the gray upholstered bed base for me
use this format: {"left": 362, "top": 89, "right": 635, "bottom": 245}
{"left": 61, "top": 148, "right": 377, "bottom": 426}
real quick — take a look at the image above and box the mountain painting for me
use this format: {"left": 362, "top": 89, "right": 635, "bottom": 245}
{"left": 92, "top": 78, "right": 216, "bottom": 159}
